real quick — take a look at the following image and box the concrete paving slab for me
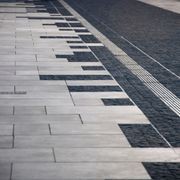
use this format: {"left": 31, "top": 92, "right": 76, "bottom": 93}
{"left": 14, "top": 134, "right": 130, "bottom": 148}
{"left": 12, "top": 162, "right": 150, "bottom": 180}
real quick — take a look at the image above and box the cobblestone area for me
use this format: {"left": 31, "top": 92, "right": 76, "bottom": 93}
{"left": 0, "top": 0, "right": 179, "bottom": 179}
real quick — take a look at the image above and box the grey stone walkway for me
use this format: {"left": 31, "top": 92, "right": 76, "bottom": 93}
{"left": 0, "top": 0, "right": 179, "bottom": 180}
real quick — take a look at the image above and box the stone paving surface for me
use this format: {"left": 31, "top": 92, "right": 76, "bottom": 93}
{"left": 65, "top": 0, "right": 180, "bottom": 147}
{"left": 0, "top": 0, "right": 179, "bottom": 179}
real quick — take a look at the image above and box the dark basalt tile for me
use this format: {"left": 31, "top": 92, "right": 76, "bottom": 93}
{"left": 59, "top": 29, "right": 74, "bottom": 31}
{"left": 56, "top": 23, "right": 70, "bottom": 27}
{"left": 70, "top": 46, "right": 88, "bottom": 49}
{"left": 67, "top": 41, "right": 83, "bottom": 43}
{"left": 56, "top": 52, "right": 98, "bottom": 62}
{"left": 102, "top": 98, "right": 134, "bottom": 106}
{"left": 40, "top": 75, "right": 112, "bottom": 80}
{"left": 68, "top": 85, "right": 122, "bottom": 92}
{"left": 65, "top": 17, "right": 77, "bottom": 21}
{"left": 58, "top": 8, "right": 72, "bottom": 16}
{"left": 82, "top": 66, "right": 105, "bottom": 70}
{"left": 79, "top": 35, "right": 100, "bottom": 43}
{"left": 42, "top": 23, "right": 55, "bottom": 26}
{"left": 40, "top": 36, "right": 79, "bottom": 39}
{"left": 143, "top": 163, "right": 180, "bottom": 180}
{"left": 70, "top": 23, "right": 84, "bottom": 27}
{"left": 119, "top": 124, "right": 168, "bottom": 147}
{"left": 75, "top": 29, "right": 89, "bottom": 33}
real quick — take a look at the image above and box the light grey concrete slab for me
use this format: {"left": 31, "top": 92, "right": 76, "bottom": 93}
{"left": 50, "top": 123, "right": 122, "bottom": 135}
{"left": 15, "top": 124, "right": 50, "bottom": 135}
{"left": 38, "top": 70, "right": 109, "bottom": 75}
{"left": 46, "top": 106, "right": 143, "bottom": 115}
{"left": 0, "top": 80, "right": 66, "bottom": 86}
{"left": 0, "top": 163, "right": 11, "bottom": 180}
{"left": 74, "top": 98, "right": 104, "bottom": 106}
{"left": 71, "top": 92, "right": 129, "bottom": 99}
{"left": 12, "top": 162, "right": 150, "bottom": 180}
{"left": 55, "top": 147, "right": 180, "bottom": 162}
{"left": 0, "top": 55, "right": 36, "bottom": 61}
{"left": 13, "top": 115, "right": 81, "bottom": 124}
{"left": 0, "top": 106, "right": 13, "bottom": 115}
{"left": 137, "top": 0, "right": 180, "bottom": 14}
{"left": 16, "top": 71, "right": 39, "bottom": 76}
{"left": 0, "top": 149, "right": 54, "bottom": 162}
{"left": 14, "top": 106, "right": 46, "bottom": 115}
{"left": 66, "top": 80, "right": 118, "bottom": 86}
{"left": 0, "top": 86, "right": 14, "bottom": 91}
{"left": 81, "top": 114, "right": 150, "bottom": 124}
{"left": 14, "top": 134, "right": 130, "bottom": 148}
{"left": 1, "top": 92, "right": 71, "bottom": 99}
{"left": 0, "top": 75, "right": 39, "bottom": 81}
{"left": 0, "top": 116, "right": 14, "bottom": 124}
{"left": 0, "top": 99, "right": 73, "bottom": 106}
{"left": 0, "top": 136, "right": 13, "bottom": 148}
{"left": 0, "top": 125, "right": 13, "bottom": 135}
{"left": 16, "top": 85, "right": 68, "bottom": 92}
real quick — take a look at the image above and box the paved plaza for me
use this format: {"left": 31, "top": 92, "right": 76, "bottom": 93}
{"left": 0, "top": 0, "right": 179, "bottom": 179}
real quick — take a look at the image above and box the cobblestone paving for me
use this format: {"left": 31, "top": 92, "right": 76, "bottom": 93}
{"left": 0, "top": 0, "right": 179, "bottom": 179}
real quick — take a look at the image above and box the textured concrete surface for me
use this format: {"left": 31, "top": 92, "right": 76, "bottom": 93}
{"left": 0, "top": 0, "right": 179, "bottom": 179}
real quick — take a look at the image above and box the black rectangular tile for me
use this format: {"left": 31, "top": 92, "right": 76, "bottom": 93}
{"left": 40, "top": 75, "right": 112, "bottom": 80}
{"left": 70, "top": 23, "right": 84, "bottom": 27}
{"left": 143, "top": 163, "right": 180, "bottom": 180}
{"left": 58, "top": 8, "right": 72, "bottom": 16}
{"left": 42, "top": 23, "right": 55, "bottom": 26}
{"left": 56, "top": 23, "right": 70, "bottom": 27}
{"left": 82, "top": 66, "right": 105, "bottom": 70}
{"left": 102, "top": 98, "right": 134, "bottom": 106}
{"left": 56, "top": 52, "right": 98, "bottom": 62}
{"left": 22, "top": 17, "right": 64, "bottom": 20}
{"left": 70, "top": 46, "right": 88, "bottom": 49}
{"left": 68, "top": 86, "right": 122, "bottom": 92}
{"left": 80, "top": 35, "right": 100, "bottom": 43}
{"left": 75, "top": 29, "right": 89, "bottom": 33}
{"left": 37, "top": 10, "right": 47, "bottom": 13}
{"left": 40, "top": 36, "right": 79, "bottom": 39}
{"left": 59, "top": 29, "right": 73, "bottom": 31}
{"left": 119, "top": 124, "right": 168, "bottom": 147}
{"left": 67, "top": 41, "right": 83, "bottom": 43}
{"left": 65, "top": 17, "right": 77, "bottom": 21}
